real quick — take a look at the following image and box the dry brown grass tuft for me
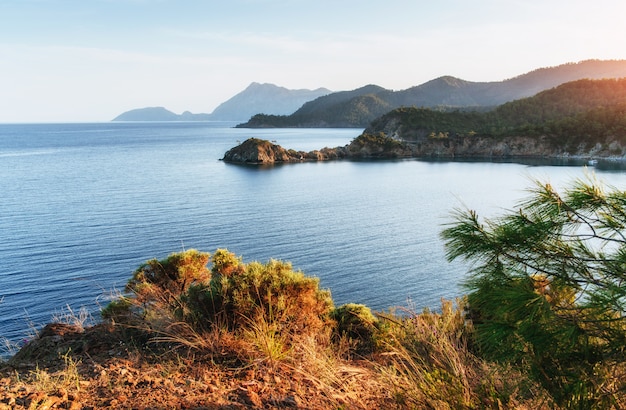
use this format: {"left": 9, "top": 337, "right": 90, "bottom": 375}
{"left": 375, "top": 299, "right": 555, "bottom": 409}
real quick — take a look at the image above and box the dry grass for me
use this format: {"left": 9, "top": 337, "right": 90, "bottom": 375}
{"left": 1, "top": 299, "right": 559, "bottom": 409}
{"left": 374, "top": 299, "right": 556, "bottom": 409}
{"left": 51, "top": 305, "right": 93, "bottom": 332}
{"left": 29, "top": 352, "right": 82, "bottom": 395}
{"left": 4, "top": 309, "right": 558, "bottom": 409}
{"left": 2, "top": 350, "right": 84, "bottom": 409}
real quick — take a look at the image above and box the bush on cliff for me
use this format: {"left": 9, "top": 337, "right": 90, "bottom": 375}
{"left": 181, "top": 249, "right": 334, "bottom": 341}
{"left": 127, "top": 249, "right": 211, "bottom": 307}
{"left": 8, "top": 245, "right": 565, "bottom": 407}
{"left": 103, "top": 249, "right": 336, "bottom": 359}
{"left": 101, "top": 249, "right": 211, "bottom": 327}
{"left": 331, "top": 303, "right": 382, "bottom": 355}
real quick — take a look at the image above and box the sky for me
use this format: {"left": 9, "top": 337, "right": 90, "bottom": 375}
{"left": 1, "top": 0, "right": 625, "bottom": 123}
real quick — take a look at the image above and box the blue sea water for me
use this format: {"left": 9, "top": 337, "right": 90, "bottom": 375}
{"left": 2, "top": 122, "right": 626, "bottom": 353}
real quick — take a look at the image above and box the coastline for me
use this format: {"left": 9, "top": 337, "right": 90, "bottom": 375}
{"left": 221, "top": 134, "right": 626, "bottom": 167}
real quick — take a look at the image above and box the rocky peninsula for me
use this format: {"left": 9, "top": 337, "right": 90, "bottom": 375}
{"left": 221, "top": 132, "right": 625, "bottom": 165}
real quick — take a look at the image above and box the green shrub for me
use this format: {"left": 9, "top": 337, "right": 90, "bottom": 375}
{"left": 104, "top": 248, "right": 335, "bottom": 359}
{"left": 332, "top": 303, "right": 380, "bottom": 355}
{"left": 126, "top": 249, "right": 211, "bottom": 304}
{"left": 102, "top": 249, "right": 211, "bottom": 326}
{"left": 182, "top": 250, "right": 334, "bottom": 343}
{"left": 100, "top": 297, "right": 132, "bottom": 321}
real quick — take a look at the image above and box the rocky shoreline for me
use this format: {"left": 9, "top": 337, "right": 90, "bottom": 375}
{"left": 221, "top": 133, "right": 626, "bottom": 165}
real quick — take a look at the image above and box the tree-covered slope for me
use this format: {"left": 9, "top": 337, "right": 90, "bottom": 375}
{"left": 367, "top": 78, "right": 626, "bottom": 150}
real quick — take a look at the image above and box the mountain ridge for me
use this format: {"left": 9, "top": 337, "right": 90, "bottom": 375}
{"left": 113, "top": 60, "right": 626, "bottom": 125}
{"left": 111, "top": 83, "right": 331, "bottom": 122}
{"left": 208, "top": 82, "right": 332, "bottom": 121}
{"left": 238, "top": 59, "right": 626, "bottom": 128}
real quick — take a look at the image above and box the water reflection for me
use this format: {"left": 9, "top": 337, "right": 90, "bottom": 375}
{"left": 417, "top": 156, "right": 626, "bottom": 171}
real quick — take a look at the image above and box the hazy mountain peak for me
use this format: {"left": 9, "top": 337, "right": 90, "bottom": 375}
{"left": 112, "top": 107, "right": 180, "bottom": 121}
{"left": 436, "top": 76, "right": 471, "bottom": 87}
{"left": 112, "top": 83, "right": 331, "bottom": 122}
{"left": 208, "top": 83, "right": 332, "bottom": 121}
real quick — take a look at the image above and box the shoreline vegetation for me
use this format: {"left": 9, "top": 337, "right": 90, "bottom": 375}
{"left": 3, "top": 178, "right": 626, "bottom": 408}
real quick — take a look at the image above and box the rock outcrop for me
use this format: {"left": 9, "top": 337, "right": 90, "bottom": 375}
{"left": 401, "top": 135, "right": 558, "bottom": 158}
{"left": 221, "top": 138, "right": 347, "bottom": 164}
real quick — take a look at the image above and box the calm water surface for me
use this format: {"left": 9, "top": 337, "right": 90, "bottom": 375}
{"left": 2, "top": 122, "right": 626, "bottom": 352}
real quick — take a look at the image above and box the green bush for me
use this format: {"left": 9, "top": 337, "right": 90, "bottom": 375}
{"left": 182, "top": 250, "right": 334, "bottom": 341}
{"left": 126, "top": 249, "right": 211, "bottom": 308}
{"left": 102, "top": 249, "right": 211, "bottom": 325}
{"left": 331, "top": 303, "right": 380, "bottom": 355}
{"left": 100, "top": 297, "right": 132, "bottom": 321}
{"left": 101, "top": 249, "right": 333, "bottom": 346}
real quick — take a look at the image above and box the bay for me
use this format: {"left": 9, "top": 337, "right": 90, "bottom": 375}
{"left": 2, "top": 122, "right": 626, "bottom": 353}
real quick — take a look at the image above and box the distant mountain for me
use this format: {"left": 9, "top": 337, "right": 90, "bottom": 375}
{"left": 238, "top": 85, "right": 394, "bottom": 128}
{"left": 112, "top": 107, "right": 212, "bottom": 122}
{"left": 113, "top": 107, "right": 179, "bottom": 121}
{"left": 208, "top": 82, "right": 332, "bottom": 121}
{"left": 392, "top": 59, "right": 626, "bottom": 107}
{"left": 112, "top": 83, "right": 331, "bottom": 122}
{"left": 238, "top": 59, "right": 626, "bottom": 128}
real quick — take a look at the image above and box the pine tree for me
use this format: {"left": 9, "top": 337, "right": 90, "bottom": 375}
{"left": 442, "top": 175, "right": 626, "bottom": 407}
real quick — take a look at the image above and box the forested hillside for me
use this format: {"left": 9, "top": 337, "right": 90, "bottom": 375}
{"left": 367, "top": 78, "right": 626, "bottom": 152}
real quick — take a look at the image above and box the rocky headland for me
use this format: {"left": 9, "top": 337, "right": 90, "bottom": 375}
{"left": 221, "top": 132, "right": 625, "bottom": 165}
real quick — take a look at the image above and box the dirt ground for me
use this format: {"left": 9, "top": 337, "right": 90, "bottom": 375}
{"left": 0, "top": 323, "right": 395, "bottom": 409}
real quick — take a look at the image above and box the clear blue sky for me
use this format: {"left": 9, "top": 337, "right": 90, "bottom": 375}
{"left": 1, "top": 0, "right": 624, "bottom": 122}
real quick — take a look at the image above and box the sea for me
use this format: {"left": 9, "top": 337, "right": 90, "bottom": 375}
{"left": 3, "top": 121, "right": 626, "bottom": 355}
